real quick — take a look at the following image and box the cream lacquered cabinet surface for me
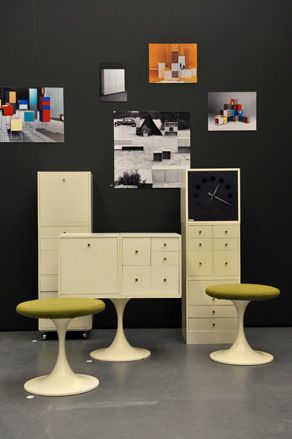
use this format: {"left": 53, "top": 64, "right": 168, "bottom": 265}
{"left": 181, "top": 169, "right": 241, "bottom": 344}
{"left": 59, "top": 232, "right": 181, "bottom": 362}
{"left": 38, "top": 172, "right": 93, "bottom": 334}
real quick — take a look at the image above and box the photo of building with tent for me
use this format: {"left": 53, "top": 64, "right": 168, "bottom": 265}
{"left": 114, "top": 111, "right": 191, "bottom": 188}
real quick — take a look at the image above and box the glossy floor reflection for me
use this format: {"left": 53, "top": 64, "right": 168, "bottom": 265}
{"left": 0, "top": 328, "right": 291, "bottom": 439}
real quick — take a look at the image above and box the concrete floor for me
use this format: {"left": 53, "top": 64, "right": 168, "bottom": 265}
{"left": 0, "top": 328, "right": 291, "bottom": 439}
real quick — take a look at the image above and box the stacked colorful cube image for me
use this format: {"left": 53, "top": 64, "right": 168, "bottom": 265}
{"left": 215, "top": 99, "right": 250, "bottom": 125}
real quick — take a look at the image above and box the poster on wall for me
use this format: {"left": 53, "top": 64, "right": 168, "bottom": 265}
{"left": 114, "top": 111, "right": 191, "bottom": 189}
{"left": 149, "top": 43, "right": 198, "bottom": 84}
{"left": 208, "top": 92, "right": 257, "bottom": 131}
{"left": 99, "top": 63, "right": 127, "bottom": 102}
{"left": 0, "top": 87, "right": 64, "bottom": 142}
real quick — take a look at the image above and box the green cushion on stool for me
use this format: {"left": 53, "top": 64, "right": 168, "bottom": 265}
{"left": 16, "top": 297, "right": 105, "bottom": 319}
{"left": 206, "top": 283, "right": 280, "bottom": 301}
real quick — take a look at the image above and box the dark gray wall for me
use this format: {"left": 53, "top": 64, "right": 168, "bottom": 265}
{"left": 0, "top": 0, "right": 291, "bottom": 331}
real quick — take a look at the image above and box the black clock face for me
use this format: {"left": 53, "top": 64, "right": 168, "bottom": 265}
{"left": 188, "top": 170, "right": 239, "bottom": 221}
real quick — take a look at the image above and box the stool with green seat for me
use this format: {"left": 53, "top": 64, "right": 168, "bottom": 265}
{"left": 205, "top": 284, "right": 280, "bottom": 365}
{"left": 16, "top": 297, "right": 105, "bottom": 396}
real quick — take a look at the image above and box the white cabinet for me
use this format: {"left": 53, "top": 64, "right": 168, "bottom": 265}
{"left": 59, "top": 233, "right": 181, "bottom": 299}
{"left": 101, "top": 69, "right": 125, "bottom": 96}
{"left": 181, "top": 169, "right": 241, "bottom": 344}
{"left": 38, "top": 172, "right": 92, "bottom": 332}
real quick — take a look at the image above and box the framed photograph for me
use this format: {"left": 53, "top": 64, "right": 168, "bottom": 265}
{"left": 114, "top": 111, "right": 191, "bottom": 188}
{"left": 99, "top": 63, "right": 127, "bottom": 102}
{"left": 149, "top": 44, "right": 197, "bottom": 84}
{"left": 208, "top": 92, "right": 257, "bottom": 131}
{"left": 0, "top": 87, "right": 64, "bottom": 142}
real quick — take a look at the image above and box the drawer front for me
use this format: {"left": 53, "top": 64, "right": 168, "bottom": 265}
{"left": 151, "top": 237, "right": 179, "bottom": 252}
{"left": 188, "top": 305, "right": 237, "bottom": 318}
{"left": 187, "top": 225, "right": 212, "bottom": 239}
{"left": 188, "top": 280, "right": 236, "bottom": 306}
{"left": 38, "top": 172, "right": 90, "bottom": 224}
{"left": 213, "top": 238, "right": 238, "bottom": 251}
{"left": 59, "top": 237, "right": 119, "bottom": 295}
{"left": 40, "top": 251, "right": 58, "bottom": 275}
{"left": 122, "top": 266, "right": 150, "bottom": 296}
{"left": 122, "top": 238, "right": 150, "bottom": 266}
{"left": 214, "top": 251, "right": 239, "bottom": 276}
{"left": 188, "top": 317, "right": 238, "bottom": 332}
{"left": 187, "top": 251, "right": 213, "bottom": 276}
{"left": 151, "top": 251, "right": 179, "bottom": 266}
{"left": 39, "top": 226, "right": 89, "bottom": 239}
{"left": 187, "top": 238, "right": 212, "bottom": 252}
{"left": 39, "top": 276, "right": 58, "bottom": 292}
{"left": 150, "top": 266, "right": 179, "bottom": 297}
{"left": 213, "top": 225, "right": 240, "bottom": 238}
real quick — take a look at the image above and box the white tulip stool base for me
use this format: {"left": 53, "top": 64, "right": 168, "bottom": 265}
{"left": 25, "top": 319, "right": 99, "bottom": 396}
{"left": 210, "top": 300, "right": 274, "bottom": 366}
{"left": 90, "top": 299, "right": 151, "bottom": 362}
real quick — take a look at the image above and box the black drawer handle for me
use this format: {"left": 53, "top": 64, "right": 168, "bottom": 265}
{"left": 225, "top": 243, "right": 228, "bottom": 247}
{"left": 163, "top": 243, "right": 167, "bottom": 247}
{"left": 199, "top": 262, "right": 202, "bottom": 266}
{"left": 212, "top": 323, "right": 216, "bottom": 327}
{"left": 163, "top": 278, "right": 167, "bottom": 282}
{"left": 135, "top": 278, "right": 138, "bottom": 282}
{"left": 225, "top": 262, "right": 228, "bottom": 266}
{"left": 199, "top": 243, "right": 202, "bottom": 247}
{"left": 163, "top": 257, "right": 167, "bottom": 261}
{"left": 135, "top": 250, "right": 139, "bottom": 254}
{"left": 198, "top": 230, "right": 202, "bottom": 234}
{"left": 87, "top": 243, "right": 91, "bottom": 247}
{"left": 224, "top": 230, "right": 228, "bottom": 234}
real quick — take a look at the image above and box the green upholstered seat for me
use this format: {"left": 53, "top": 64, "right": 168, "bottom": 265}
{"left": 206, "top": 283, "right": 280, "bottom": 301}
{"left": 16, "top": 297, "right": 105, "bottom": 319}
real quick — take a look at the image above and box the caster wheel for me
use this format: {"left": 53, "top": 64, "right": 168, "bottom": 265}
{"left": 82, "top": 331, "right": 89, "bottom": 340}
{"left": 41, "top": 333, "right": 47, "bottom": 341}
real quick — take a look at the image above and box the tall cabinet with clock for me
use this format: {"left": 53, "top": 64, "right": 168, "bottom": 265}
{"left": 181, "top": 168, "right": 241, "bottom": 344}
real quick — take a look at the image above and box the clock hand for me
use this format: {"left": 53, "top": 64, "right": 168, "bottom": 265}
{"left": 208, "top": 183, "right": 220, "bottom": 201}
{"left": 212, "top": 194, "right": 231, "bottom": 206}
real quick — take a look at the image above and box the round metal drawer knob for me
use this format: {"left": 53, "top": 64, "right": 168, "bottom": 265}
{"left": 199, "top": 243, "right": 202, "bottom": 247}
{"left": 163, "top": 278, "right": 167, "bottom": 282}
{"left": 212, "top": 323, "right": 216, "bottom": 327}
{"left": 225, "top": 243, "right": 228, "bottom": 247}
{"left": 225, "top": 230, "right": 228, "bottom": 234}
{"left": 163, "top": 258, "right": 167, "bottom": 261}
{"left": 199, "top": 230, "right": 202, "bottom": 234}
{"left": 225, "top": 262, "right": 228, "bottom": 265}
{"left": 163, "top": 243, "right": 167, "bottom": 247}
{"left": 87, "top": 243, "right": 91, "bottom": 247}
{"left": 135, "top": 278, "right": 138, "bottom": 282}
{"left": 135, "top": 250, "right": 139, "bottom": 254}
{"left": 212, "top": 310, "right": 215, "bottom": 315}
{"left": 199, "top": 262, "right": 202, "bottom": 266}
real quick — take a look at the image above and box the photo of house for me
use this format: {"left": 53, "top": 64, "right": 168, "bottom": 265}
{"left": 114, "top": 111, "right": 191, "bottom": 188}
{"left": 0, "top": 87, "right": 64, "bottom": 142}
{"left": 149, "top": 44, "right": 197, "bottom": 83}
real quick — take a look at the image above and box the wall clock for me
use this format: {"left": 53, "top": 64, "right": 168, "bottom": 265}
{"left": 187, "top": 169, "right": 240, "bottom": 221}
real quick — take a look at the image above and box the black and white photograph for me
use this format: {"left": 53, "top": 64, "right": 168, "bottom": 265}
{"left": 208, "top": 91, "right": 257, "bottom": 131}
{"left": 99, "top": 63, "right": 127, "bottom": 102}
{"left": 114, "top": 111, "right": 191, "bottom": 188}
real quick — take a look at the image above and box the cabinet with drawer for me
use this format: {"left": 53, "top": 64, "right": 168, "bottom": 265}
{"left": 181, "top": 169, "right": 241, "bottom": 344}
{"left": 38, "top": 172, "right": 92, "bottom": 333}
{"left": 59, "top": 233, "right": 181, "bottom": 299}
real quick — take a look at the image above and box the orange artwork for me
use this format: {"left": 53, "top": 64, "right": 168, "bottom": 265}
{"left": 149, "top": 43, "right": 197, "bottom": 84}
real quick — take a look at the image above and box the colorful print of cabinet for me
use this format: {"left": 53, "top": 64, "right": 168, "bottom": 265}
{"left": 181, "top": 169, "right": 241, "bottom": 344}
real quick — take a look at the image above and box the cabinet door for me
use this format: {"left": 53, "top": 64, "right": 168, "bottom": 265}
{"left": 38, "top": 173, "right": 90, "bottom": 224}
{"left": 187, "top": 251, "right": 213, "bottom": 276}
{"left": 213, "top": 251, "right": 239, "bottom": 276}
{"left": 151, "top": 237, "right": 179, "bottom": 252}
{"left": 59, "top": 237, "right": 119, "bottom": 295}
{"left": 151, "top": 266, "right": 179, "bottom": 297}
{"left": 122, "top": 238, "right": 150, "bottom": 266}
{"left": 151, "top": 251, "right": 179, "bottom": 266}
{"left": 188, "top": 279, "right": 236, "bottom": 306}
{"left": 122, "top": 266, "right": 150, "bottom": 296}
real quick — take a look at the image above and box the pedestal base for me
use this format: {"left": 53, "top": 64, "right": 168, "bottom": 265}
{"left": 91, "top": 298, "right": 151, "bottom": 362}
{"left": 90, "top": 346, "right": 150, "bottom": 362}
{"left": 210, "top": 349, "right": 273, "bottom": 366}
{"left": 24, "top": 374, "right": 99, "bottom": 396}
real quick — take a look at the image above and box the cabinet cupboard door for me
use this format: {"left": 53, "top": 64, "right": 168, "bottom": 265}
{"left": 59, "top": 237, "right": 119, "bottom": 295}
{"left": 122, "top": 238, "right": 150, "bottom": 266}
{"left": 38, "top": 173, "right": 90, "bottom": 224}
{"left": 122, "top": 266, "right": 150, "bottom": 296}
{"left": 151, "top": 267, "right": 179, "bottom": 296}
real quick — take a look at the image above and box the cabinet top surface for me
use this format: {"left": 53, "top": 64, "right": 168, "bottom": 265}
{"left": 38, "top": 171, "right": 92, "bottom": 175}
{"left": 59, "top": 233, "right": 181, "bottom": 239}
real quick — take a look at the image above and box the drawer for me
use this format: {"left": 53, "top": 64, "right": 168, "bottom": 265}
{"left": 40, "top": 251, "right": 58, "bottom": 275}
{"left": 39, "top": 276, "right": 58, "bottom": 292}
{"left": 122, "top": 238, "right": 150, "bottom": 266}
{"left": 39, "top": 226, "right": 89, "bottom": 239}
{"left": 187, "top": 238, "right": 212, "bottom": 252}
{"left": 188, "top": 317, "right": 238, "bottom": 332}
{"left": 188, "top": 280, "right": 235, "bottom": 306}
{"left": 151, "top": 251, "right": 179, "bottom": 266}
{"left": 151, "top": 266, "right": 179, "bottom": 297}
{"left": 214, "top": 251, "right": 239, "bottom": 276}
{"left": 187, "top": 251, "right": 213, "bottom": 276}
{"left": 187, "top": 225, "right": 212, "bottom": 239}
{"left": 213, "top": 238, "right": 238, "bottom": 251}
{"left": 188, "top": 305, "right": 237, "bottom": 318}
{"left": 122, "top": 266, "right": 150, "bottom": 296}
{"left": 151, "top": 237, "right": 179, "bottom": 252}
{"left": 213, "top": 225, "right": 240, "bottom": 238}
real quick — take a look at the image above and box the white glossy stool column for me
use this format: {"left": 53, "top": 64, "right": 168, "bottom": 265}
{"left": 210, "top": 300, "right": 274, "bottom": 365}
{"left": 25, "top": 318, "right": 99, "bottom": 396}
{"left": 90, "top": 299, "right": 151, "bottom": 362}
